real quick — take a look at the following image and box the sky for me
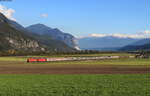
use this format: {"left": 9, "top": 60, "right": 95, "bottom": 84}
{"left": 1, "top": 0, "right": 150, "bottom": 38}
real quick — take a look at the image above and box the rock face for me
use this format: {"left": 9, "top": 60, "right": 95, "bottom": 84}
{"left": 6, "top": 37, "right": 40, "bottom": 50}
{"left": 0, "top": 13, "right": 44, "bottom": 52}
{"left": 0, "top": 12, "right": 76, "bottom": 54}
{"left": 26, "top": 24, "right": 79, "bottom": 50}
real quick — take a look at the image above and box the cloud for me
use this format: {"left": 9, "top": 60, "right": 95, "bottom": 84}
{"left": 79, "top": 30, "right": 150, "bottom": 39}
{"left": 91, "top": 34, "right": 107, "bottom": 37}
{"left": 0, "top": 4, "right": 16, "bottom": 21}
{"left": 138, "top": 30, "right": 150, "bottom": 35}
{"left": 41, "top": 13, "right": 48, "bottom": 18}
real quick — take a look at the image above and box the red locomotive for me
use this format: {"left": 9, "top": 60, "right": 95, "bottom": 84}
{"left": 27, "top": 58, "right": 47, "bottom": 62}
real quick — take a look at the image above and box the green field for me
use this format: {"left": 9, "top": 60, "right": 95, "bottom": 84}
{"left": 0, "top": 74, "right": 149, "bottom": 96}
{"left": 0, "top": 52, "right": 133, "bottom": 61}
{"left": 0, "top": 53, "right": 150, "bottom": 96}
{"left": 0, "top": 56, "right": 150, "bottom": 66}
{"left": 36, "top": 58, "right": 150, "bottom": 66}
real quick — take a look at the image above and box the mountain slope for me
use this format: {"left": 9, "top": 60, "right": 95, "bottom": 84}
{"left": 27, "top": 32, "right": 76, "bottom": 52}
{"left": 0, "top": 13, "right": 75, "bottom": 54}
{"left": 120, "top": 43, "right": 150, "bottom": 51}
{"left": 120, "top": 38, "right": 150, "bottom": 51}
{"left": 26, "top": 24, "right": 79, "bottom": 49}
{"left": 9, "top": 21, "right": 75, "bottom": 52}
{"left": 78, "top": 36, "right": 140, "bottom": 50}
{"left": 129, "top": 38, "right": 150, "bottom": 46}
{"left": 0, "top": 13, "right": 44, "bottom": 52}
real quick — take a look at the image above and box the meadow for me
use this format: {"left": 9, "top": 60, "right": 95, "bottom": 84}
{"left": 0, "top": 55, "right": 150, "bottom": 66}
{"left": 0, "top": 53, "right": 150, "bottom": 96}
{"left": 0, "top": 74, "right": 149, "bottom": 96}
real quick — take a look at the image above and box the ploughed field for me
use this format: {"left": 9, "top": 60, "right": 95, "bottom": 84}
{"left": 0, "top": 53, "right": 150, "bottom": 74}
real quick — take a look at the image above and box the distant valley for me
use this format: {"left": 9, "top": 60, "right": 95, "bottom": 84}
{"left": 78, "top": 36, "right": 141, "bottom": 51}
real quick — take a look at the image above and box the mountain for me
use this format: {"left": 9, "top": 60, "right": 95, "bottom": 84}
{"left": 0, "top": 13, "right": 45, "bottom": 52}
{"left": 9, "top": 20, "right": 76, "bottom": 52}
{"left": 120, "top": 38, "right": 150, "bottom": 51}
{"left": 26, "top": 24, "right": 79, "bottom": 50}
{"left": 0, "top": 12, "right": 76, "bottom": 55}
{"left": 120, "top": 43, "right": 150, "bottom": 51}
{"left": 129, "top": 38, "right": 150, "bottom": 46}
{"left": 78, "top": 36, "right": 140, "bottom": 51}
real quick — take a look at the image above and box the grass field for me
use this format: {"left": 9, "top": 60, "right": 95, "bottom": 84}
{"left": 29, "top": 58, "right": 150, "bottom": 65}
{"left": 0, "top": 74, "right": 149, "bottom": 96}
{"left": 0, "top": 53, "right": 133, "bottom": 62}
{"left": 0, "top": 53, "right": 150, "bottom": 95}
{"left": 0, "top": 56, "right": 150, "bottom": 66}
{"left": 0, "top": 54, "right": 150, "bottom": 74}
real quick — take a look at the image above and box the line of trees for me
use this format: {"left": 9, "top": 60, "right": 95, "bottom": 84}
{"left": 0, "top": 49, "right": 119, "bottom": 56}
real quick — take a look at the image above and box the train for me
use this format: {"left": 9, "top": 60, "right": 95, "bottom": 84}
{"left": 27, "top": 56, "right": 123, "bottom": 62}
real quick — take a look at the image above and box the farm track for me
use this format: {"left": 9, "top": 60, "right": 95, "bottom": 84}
{"left": 0, "top": 61, "right": 150, "bottom": 74}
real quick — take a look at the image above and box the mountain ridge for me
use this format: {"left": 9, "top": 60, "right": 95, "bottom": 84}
{"left": 120, "top": 38, "right": 150, "bottom": 51}
{"left": 26, "top": 24, "right": 79, "bottom": 50}
{"left": 0, "top": 12, "right": 76, "bottom": 55}
{"left": 78, "top": 36, "right": 140, "bottom": 50}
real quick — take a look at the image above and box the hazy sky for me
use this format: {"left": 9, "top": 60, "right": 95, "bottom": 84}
{"left": 1, "top": 0, "right": 150, "bottom": 37}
